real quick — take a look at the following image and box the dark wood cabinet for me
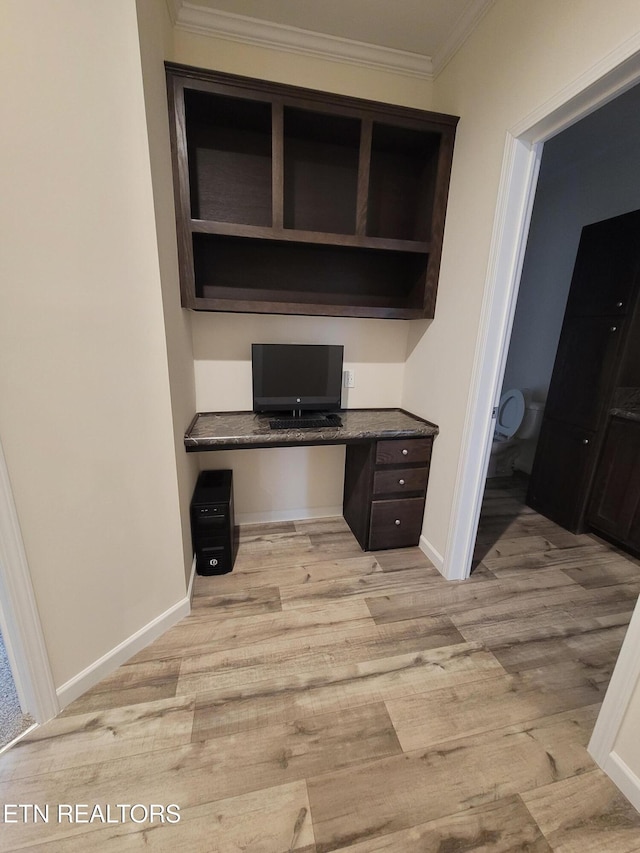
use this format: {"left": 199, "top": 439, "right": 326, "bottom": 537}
{"left": 527, "top": 419, "right": 596, "bottom": 531}
{"left": 528, "top": 209, "right": 640, "bottom": 533}
{"left": 588, "top": 415, "right": 640, "bottom": 553}
{"left": 343, "top": 437, "right": 432, "bottom": 550}
{"left": 166, "top": 64, "right": 458, "bottom": 319}
{"left": 369, "top": 498, "right": 426, "bottom": 550}
{"left": 543, "top": 315, "right": 623, "bottom": 431}
{"left": 564, "top": 214, "right": 640, "bottom": 318}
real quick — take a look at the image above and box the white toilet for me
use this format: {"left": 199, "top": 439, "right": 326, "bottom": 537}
{"left": 487, "top": 389, "right": 544, "bottom": 478}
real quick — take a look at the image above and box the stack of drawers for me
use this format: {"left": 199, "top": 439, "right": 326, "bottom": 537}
{"left": 344, "top": 436, "right": 433, "bottom": 550}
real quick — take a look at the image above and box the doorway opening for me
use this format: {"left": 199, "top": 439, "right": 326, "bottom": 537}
{"left": 475, "top": 81, "right": 640, "bottom": 570}
{"left": 443, "top": 48, "right": 640, "bottom": 584}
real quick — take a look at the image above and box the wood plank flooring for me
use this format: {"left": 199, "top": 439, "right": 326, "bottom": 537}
{"left": 2, "top": 475, "right": 640, "bottom": 851}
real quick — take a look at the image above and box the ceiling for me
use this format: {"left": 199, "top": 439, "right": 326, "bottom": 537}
{"left": 169, "top": 0, "right": 496, "bottom": 78}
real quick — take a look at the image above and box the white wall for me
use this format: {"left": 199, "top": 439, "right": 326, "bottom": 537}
{"left": 136, "top": 0, "right": 199, "bottom": 580}
{"left": 0, "top": 0, "right": 186, "bottom": 691}
{"left": 192, "top": 313, "right": 409, "bottom": 520}
{"left": 502, "top": 82, "right": 640, "bottom": 472}
{"left": 171, "top": 25, "right": 434, "bottom": 521}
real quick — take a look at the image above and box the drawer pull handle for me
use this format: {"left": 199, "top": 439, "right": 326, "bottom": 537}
{"left": 395, "top": 519, "right": 401, "bottom": 526}
{"left": 402, "top": 449, "right": 408, "bottom": 456}
{"left": 582, "top": 438, "right": 589, "bottom": 445}
{"left": 616, "top": 301, "right": 624, "bottom": 308}
{"left": 399, "top": 479, "right": 405, "bottom": 485}
{"left": 610, "top": 326, "right": 618, "bottom": 332}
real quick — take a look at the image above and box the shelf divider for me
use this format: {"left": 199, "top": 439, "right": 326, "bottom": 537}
{"left": 272, "top": 100, "right": 284, "bottom": 230}
{"left": 356, "top": 119, "right": 372, "bottom": 237}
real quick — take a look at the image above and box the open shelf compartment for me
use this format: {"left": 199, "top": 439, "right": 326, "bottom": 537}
{"left": 192, "top": 233, "right": 428, "bottom": 316}
{"left": 184, "top": 89, "right": 272, "bottom": 227}
{"left": 367, "top": 122, "right": 442, "bottom": 242}
{"left": 283, "top": 107, "right": 360, "bottom": 235}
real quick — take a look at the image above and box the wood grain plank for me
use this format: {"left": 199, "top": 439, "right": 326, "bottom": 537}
{"left": 476, "top": 535, "right": 557, "bottom": 560}
{"left": 522, "top": 769, "right": 640, "bottom": 852}
{"left": 128, "top": 599, "right": 374, "bottom": 663}
{"left": 369, "top": 547, "right": 435, "bottom": 573}
{"left": 562, "top": 559, "right": 640, "bottom": 589}
{"left": 190, "top": 585, "right": 282, "bottom": 618}
{"left": 238, "top": 520, "right": 297, "bottom": 539}
{"left": 293, "top": 517, "right": 351, "bottom": 535}
{"left": 365, "top": 569, "right": 570, "bottom": 625}
{"left": 478, "top": 613, "right": 630, "bottom": 675}
{"left": 60, "top": 659, "right": 180, "bottom": 716}
{"left": 0, "top": 704, "right": 399, "bottom": 850}
{"left": 279, "top": 565, "right": 439, "bottom": 610}
{"left": 483, "top": 542, "right": 624, "bottom": 576}
{"left": 193, "top": 555, "right": 382, "bottom": 594}
{"left": 0, "top": 696, "right": 195, "bottom": 782}
{"left": 448, "top": 584, "right": 591, "bottom": 632}
{"left": 179, "top": 615, "right": 465, "bottom": 704}
{"left": 386, "top": 671, "right": 601, "bottom": 752}
{"left": 308, "top": 706, "right": 599, "bottom": 853}
{"left": 190, "top": 643, "right": 504, "bottom": 739}
{"left": 1, "top": 781, "right": 316, "bottom": 853}
{"left": 325, "top": 794, "right": 550, "bottom": 852}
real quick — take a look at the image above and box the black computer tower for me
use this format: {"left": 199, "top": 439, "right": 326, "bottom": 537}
{"left": 190, "top": 470, "right": 238, "bottom": 575}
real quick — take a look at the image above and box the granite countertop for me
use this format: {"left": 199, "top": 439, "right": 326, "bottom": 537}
{"left": 184, "top": 408, "right": 438, "bottom": 450}
{"left": 610, "top": 388, "right": 640, "bottom": 423}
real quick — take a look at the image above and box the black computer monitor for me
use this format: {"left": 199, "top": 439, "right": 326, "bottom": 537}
{"left": 252, "top": 343, "right": 344, "bottom": 414}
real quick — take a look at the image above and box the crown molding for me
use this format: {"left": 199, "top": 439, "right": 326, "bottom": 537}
{"left": 174, "top": 2, "right": 433, "bottom": 80}
{"left": 164, "top": 0, "right": 182, "bottom": 26}
{"left": 432, "top": 0, "right": 496, "bottom": 77}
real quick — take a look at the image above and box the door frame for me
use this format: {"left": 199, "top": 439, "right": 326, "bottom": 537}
{"left": 443, "top": 42, "right": 640, "bottom": 582}
{"left": 0, "top": 435, "right": 58, "bottom": 726}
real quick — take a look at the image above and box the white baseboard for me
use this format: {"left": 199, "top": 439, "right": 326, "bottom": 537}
{"left": 56, "top": 584, "right": 193, "bottom": 709}
{"left": 419, "top": 534, "right": 445, "bottom": 575}
{"left": 602, "top": 751, "right": 640, "bottom": 813}
{"left": 237, "top": 505, "right": 343, "bottom": 525}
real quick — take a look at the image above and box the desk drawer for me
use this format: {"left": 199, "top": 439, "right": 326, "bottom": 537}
{"left": 375, "top": 438, "right": 432, "bottom": 466}
{"left": 368, "top": 497, "right": 424, "bottom": 550}
{"left": 373, "top": 466, "right": 429, "bottom": 496}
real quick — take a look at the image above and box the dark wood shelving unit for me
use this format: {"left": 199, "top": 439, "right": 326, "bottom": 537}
{"left": 167, "top": 64, "right": 458, "bottom": 319}
{"left": 528, "top": 208, "right": 640, "bottom": 535}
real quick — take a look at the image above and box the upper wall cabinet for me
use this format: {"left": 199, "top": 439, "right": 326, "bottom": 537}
{"left": 166, "top": 64, "right": 458, "bottom": 319}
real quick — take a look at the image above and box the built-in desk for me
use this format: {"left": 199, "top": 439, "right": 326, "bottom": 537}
{"left": 184, "top": 409, "right": 438, "bottom": 551}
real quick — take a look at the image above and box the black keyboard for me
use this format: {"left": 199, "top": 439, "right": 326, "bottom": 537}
{"left": 269, "top": 414, "right": 343, "bottom": 430}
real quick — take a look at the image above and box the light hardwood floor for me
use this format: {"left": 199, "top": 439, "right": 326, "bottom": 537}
{"left": 2, "top": 476, "right": 640, "bottom": 851}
